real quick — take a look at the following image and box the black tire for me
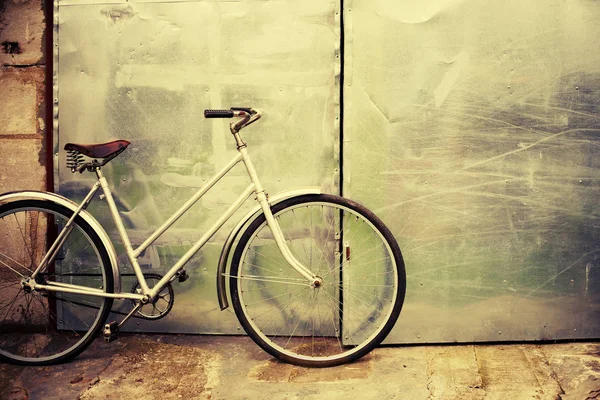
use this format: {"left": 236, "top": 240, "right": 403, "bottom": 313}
{"left": 0, "top": 199, "right": 114, "bottom": 365}
{"left": 230, "top": 194, "right": 406, "bottom": 367}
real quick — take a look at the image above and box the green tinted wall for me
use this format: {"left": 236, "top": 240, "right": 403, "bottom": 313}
{"left": 55, "top": 0, "right": 340, "bottom": 333}
{"left": 56, "top": 0, "right": 600, "bottom": 341}
{"left": 344, "top": 0, "right": 600, "bottom": 342}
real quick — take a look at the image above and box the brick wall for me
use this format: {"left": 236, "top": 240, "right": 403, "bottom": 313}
{"left": 0, "top": 0, "right": 48, "bottom": 193}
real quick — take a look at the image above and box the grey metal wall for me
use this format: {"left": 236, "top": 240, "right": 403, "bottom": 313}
{"left": 56, "top": 0, "right": 600, "bottom": 342}
{"left": 344, "top": 0, "right": 600, "bottom": 343}
{"left": 55, "top": 0, "right": 340, "bottom": 333}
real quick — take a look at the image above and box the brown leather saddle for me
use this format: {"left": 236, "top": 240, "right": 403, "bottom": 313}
{"left": 64, "top": 140, "right": 131, "bottom": 159}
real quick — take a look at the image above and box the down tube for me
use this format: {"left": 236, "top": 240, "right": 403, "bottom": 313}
{"left": 149, "top": 184, "right": 256, "bottom": 298}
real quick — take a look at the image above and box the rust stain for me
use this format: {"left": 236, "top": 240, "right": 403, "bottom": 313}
{"left": 1, "top": 41, "right": 22, "bottom": 55}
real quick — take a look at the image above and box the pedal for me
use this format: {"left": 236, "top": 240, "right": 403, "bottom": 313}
{"left": 103, "top": 321, "right": 119, "bottom": 343}
{"left": 177, "top": 269, "right": 189, "bottom": 283}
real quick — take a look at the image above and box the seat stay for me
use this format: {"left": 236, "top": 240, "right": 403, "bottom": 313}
{"left": 30, "top": 181, "right": 102, "bottom": 280}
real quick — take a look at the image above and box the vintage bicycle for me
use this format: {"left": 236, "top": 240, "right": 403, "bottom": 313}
{"left": 0, "top": 108, "right": 406, "bottom": 367}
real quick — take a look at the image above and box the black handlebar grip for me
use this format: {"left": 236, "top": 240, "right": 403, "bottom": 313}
{"left": 204, "top": 109, "right": 234, "bottom": 118}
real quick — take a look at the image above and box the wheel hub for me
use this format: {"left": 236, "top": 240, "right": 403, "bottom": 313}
{"left": 312, "top": 276, "right": 323, "bottom": 289}
{"left": 21, "top": 277, "right": 34, "bottom": 293}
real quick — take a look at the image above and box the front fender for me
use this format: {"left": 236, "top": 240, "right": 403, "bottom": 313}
{"left": 216, "top": 187, "right": 321, "bottom": 310}
{"left": 0, "top": 190, "right": 121, "bottom": 294}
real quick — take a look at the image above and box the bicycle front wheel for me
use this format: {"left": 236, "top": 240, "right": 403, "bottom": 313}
{"left": 0, "top": 199, "right": 114, "bottom": 365}
{"left": 230, "top": 194, "right": 406, "bottom": 367}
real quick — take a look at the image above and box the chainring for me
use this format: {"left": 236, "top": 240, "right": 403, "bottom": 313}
{"left": 130, "top": 273, "right": 175, "bottom": 320}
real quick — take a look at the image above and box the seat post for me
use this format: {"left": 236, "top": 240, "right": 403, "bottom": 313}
{"left": 95, "top": 166, "right": 151, "bottom": 294}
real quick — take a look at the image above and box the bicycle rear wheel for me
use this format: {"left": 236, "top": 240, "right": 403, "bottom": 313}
{"left": 230, "top": 194, "right": 406, "bottom": 367}
{"left": 0, "top": 199, "right": 113, "bottom": 365}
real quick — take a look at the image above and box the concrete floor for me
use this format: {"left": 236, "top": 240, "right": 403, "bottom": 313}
{"left": 1, "top": 335, "right": 600, "bottom": 400}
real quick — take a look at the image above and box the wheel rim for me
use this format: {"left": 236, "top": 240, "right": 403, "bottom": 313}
{"left": 0, "top": 205, "right": 109, "bottom": 364}
{"left": 234, "top": 200, "right": 400, "bottom": 364}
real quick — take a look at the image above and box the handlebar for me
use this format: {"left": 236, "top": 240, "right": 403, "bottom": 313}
{"left": 204, "top": 109, "right": 234, "bottom": 118}
{"left": 204, "top": 107, "right": 261, "bottom": 134}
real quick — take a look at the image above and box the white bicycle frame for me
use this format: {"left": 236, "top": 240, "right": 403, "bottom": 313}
{"left": 26, "top": 110, "right": 319, "bottom": 306}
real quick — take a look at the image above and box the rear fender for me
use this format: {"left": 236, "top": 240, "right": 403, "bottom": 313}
{"left": 0, "top": 190, "right": 121, "bottom": 294}
{"left": 216, "top": 187, "right": 321, "bottom": 310}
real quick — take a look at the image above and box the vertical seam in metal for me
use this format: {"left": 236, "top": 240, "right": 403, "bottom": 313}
{"left": 339, "top": 0, "right": 345, "bottom": 198}
{"left": 338, "top": 0, "right": 346, "bottom": 342}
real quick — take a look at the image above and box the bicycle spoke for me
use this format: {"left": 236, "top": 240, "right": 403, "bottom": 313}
{"left": 0, "top": 250, "right": 34, "bottom": 275}
{"left": 283, "top": 293, "right": 318, "bottom": 350}
{"left": 237, "top": 274, "right": 309, "bottom": 287}
{"left": 323, "top": 242, "right": 387, "bottom": 279}
{"left": 242, "top": 257, "right": 293, "bottom": 278}
{"left": 321, "top": 289, "right": 372, "bottom": 343}
{"left": 1, "top": 294, "right": 26, "bottom": 331}
{"left": 249, "top": 249, "right": 295, "bottom": 273}
{"left": 244, "top": 286, "right": 307, "bottom": 323}
{"left": 0, "top": 258, "right": 27, "bottom": 279}
{"left": 273, "top": 287, "right": 309, "bottom": 343}
{"left": 14, "top": 212, "right": 38, "bottom": 270}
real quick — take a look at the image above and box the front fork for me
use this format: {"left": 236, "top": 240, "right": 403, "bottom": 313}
{"left": 254, "top": 190, "right": 321, "bottom": 287}
{"left": 237, "top": 143, "right": 319, "bottom": 287}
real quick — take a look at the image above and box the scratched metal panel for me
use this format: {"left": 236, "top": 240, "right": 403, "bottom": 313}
{"left": 55, "top": 0, "right": 340, "bottom": 333}
{"left": 345, "top": 0, "right": 600, "bottom": 343}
